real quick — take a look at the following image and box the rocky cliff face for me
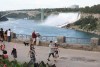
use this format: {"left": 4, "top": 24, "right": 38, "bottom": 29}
{"left": 80, "top": 13, "right": 100, "bottom": 19}
{"left": 63, "top": 13, "right": 100, "bottom": 35}
{"left": 80, "top": 13, "right": 100, "bottom": 32}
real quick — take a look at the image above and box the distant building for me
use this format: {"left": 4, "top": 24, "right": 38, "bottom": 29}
{"left": 68, "top": 5, "right": 79, "bottom": 9}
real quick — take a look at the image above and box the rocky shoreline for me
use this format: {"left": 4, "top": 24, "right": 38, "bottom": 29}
{"left": 71, "top": 28, "right": 100, "bottom": 36}
{"left": 62, "top": 23, "right": 100, "bottom": 36}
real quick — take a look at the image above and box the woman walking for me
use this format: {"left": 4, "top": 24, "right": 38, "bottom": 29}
{"left": 11, "top": 48, "right": 17, "bottom": 60}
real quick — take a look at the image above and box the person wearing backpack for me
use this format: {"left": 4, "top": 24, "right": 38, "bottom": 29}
{"left": 2, "top": 50, "right": 8, "bottom": 59}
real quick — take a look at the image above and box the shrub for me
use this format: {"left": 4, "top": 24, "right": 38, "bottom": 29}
{"left": 0, "top": 59, "right": 56, "bottom": 67}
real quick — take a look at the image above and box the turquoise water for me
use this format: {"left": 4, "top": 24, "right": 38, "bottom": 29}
{"left": 0, "top": 19, "right": 99, "bottom": 38}
{"left": 0, "top": 12, "right": 99, "bottom": 39}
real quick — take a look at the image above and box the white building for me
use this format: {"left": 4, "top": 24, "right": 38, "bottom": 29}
{"left": 68, "top": 5, "right": 79, "bottom": 9}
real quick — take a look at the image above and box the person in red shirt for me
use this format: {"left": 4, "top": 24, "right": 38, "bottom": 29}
{"left": 32, "top": 31, "right": 37, "bottom": 45}
{"left": 2, "top": 50, "right": 8, "bottom": 59}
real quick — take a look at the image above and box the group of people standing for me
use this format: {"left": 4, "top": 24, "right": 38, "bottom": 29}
{"left": 0, "top": 28, "right": 12, "bottom": 60}
{"left": 0, "top": 28, "right": 17, "bottom": 62}
{"left": 0, "top": 44, "right": 17, "bottom": 60}
{"left": 0, "top": 30, "right": 60, "bottom": 66}
{"left": 0, "top": 28, "right": 11, "bottom": 42}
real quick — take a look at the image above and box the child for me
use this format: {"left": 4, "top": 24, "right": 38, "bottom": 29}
{"left": 2, "top": 50, "right": 8, "bottom": 59}
{"left": 1, "top": 44, "right": 5, "bottom": 51}
{"left": 0, "top": 41, "right": 5, "bottom": 51}
{"left": 54, "top": 41, "right": 59, "bottom": 58}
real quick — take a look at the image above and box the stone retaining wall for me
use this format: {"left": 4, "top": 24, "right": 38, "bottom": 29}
{"left": 11, "top": 39, "right": 100, "bottom": 52}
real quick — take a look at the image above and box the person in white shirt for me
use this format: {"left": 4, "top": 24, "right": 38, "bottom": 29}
{"left": 36, "top": 32, "right": 40, "bottom": 46}
{"left": 7, "top": 29, "right": 11, "bottom": 42}
{"left": 47, "top": 41, "right": 55, "bottom": 61}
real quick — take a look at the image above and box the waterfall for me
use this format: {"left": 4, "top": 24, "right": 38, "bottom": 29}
{"left": 41, "top": 12, "right": 80, "bottom": 27}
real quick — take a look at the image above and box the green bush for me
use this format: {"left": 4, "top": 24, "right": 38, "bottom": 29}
{"left": 0, "top": 59, "right": 56, "bottom": 67}
{"left": 74, "top": 16, "right": 98, "bottom": 31}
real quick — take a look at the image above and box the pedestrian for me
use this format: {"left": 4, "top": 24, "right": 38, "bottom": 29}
{"left": 28, "top": 44, "right": 36, "bottom": 66}
{"left": 7, "top": 29, "right": 11, "bottom": 42}
{"left": 54, "top": 41, "right": 59, "bottom": 59}
{"left": 0, "top": 40, "right": 5, "bottom": 51}
{"left": 4, "top": 30, "right": 7, "bottom": 41}
{"left": 11, "top": 48, "right": 17, "bottom": 60}
{"left": 2, "top": 50, "right": 8, "bottom": 59}
{"left": 47, "top": 41, "right": 55, "bottom": 61}
{"left": 32, "top": 31, "right": 37, "bottom": 45}
{"left": 36, "top": 32, "right": 40, "bottom": 46}
{"left": 1, "top": 43, "right": 5, "bottom": 51}
{"left": 0, "top": 28, "right": 4, "bottom": 41}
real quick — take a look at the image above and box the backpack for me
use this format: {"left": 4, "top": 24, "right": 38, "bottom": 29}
{"left": 3, "top": 54, "right": 8, "bottom": 59}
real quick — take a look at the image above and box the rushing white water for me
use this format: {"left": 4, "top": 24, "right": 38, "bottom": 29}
{"left": 42, "top": 12, "right": 80, "bottom": 27}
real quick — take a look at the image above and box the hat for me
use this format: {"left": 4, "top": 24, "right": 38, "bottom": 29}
{"left": 14, "top": 45, "right": 16, "bottom": 49}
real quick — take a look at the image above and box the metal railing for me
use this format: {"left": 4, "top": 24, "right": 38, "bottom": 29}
{"left": 15, "top": 34, "right": 91, "bottom": 45}
{"left": 65, "top": 37, "right": 90, "bottom": 45}
{"left": 16, "top": 34, "right": 31, "bottom": 41}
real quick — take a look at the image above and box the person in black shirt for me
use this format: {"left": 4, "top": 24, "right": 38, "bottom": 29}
{"left": 4, "top": 30, "right": 7, "bottom": 41}
{"left": 11, "top": 48, "right": 17, "bottom": 60}
{"left": 0, "top": 28, "right": 4, "bottom": 41}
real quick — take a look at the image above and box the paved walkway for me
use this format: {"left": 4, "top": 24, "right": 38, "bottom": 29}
{"left": 0, "top": 42, "right": 100, "bottom": 67}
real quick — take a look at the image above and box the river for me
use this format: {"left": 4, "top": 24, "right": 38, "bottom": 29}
{"left": 0, "top": 13, "right": 99, "bottom": 39}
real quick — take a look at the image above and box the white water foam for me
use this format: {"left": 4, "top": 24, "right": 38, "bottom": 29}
{"left": 41, "top": 12, "right": 80, "bottom": 27}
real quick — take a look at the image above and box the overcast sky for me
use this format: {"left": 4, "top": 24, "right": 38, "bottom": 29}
{"left": 0, "top": 0, "right": 100, "bottom": 11}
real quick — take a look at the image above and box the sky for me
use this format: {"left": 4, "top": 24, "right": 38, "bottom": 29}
{"left": 0, "top": 0, "right": 100, "bottom": 11}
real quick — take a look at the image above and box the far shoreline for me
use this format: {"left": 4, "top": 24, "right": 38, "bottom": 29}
{"left": 63, "top": 26, "right": 100, "bottom": 37}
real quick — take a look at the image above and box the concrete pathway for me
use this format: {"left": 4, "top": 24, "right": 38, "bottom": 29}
{"left": 0, "top": 42, "right": 100, "bottom": 67}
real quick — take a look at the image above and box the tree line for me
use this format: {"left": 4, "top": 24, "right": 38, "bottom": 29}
{"left": 74, "top": 16, "right": 98, "bottom": 31}
{"left": 16, "top": 4, "right": 100, "bottom": 14}
{"left": 80, "top": 4, "right": 100, "bottom": 14}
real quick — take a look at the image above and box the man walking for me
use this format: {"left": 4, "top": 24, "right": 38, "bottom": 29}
{"left": 32, "top": 31, "right": 37, "bottom": 45}
{"left": 47, "top": 41, "right": 55, "bottom": 61}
